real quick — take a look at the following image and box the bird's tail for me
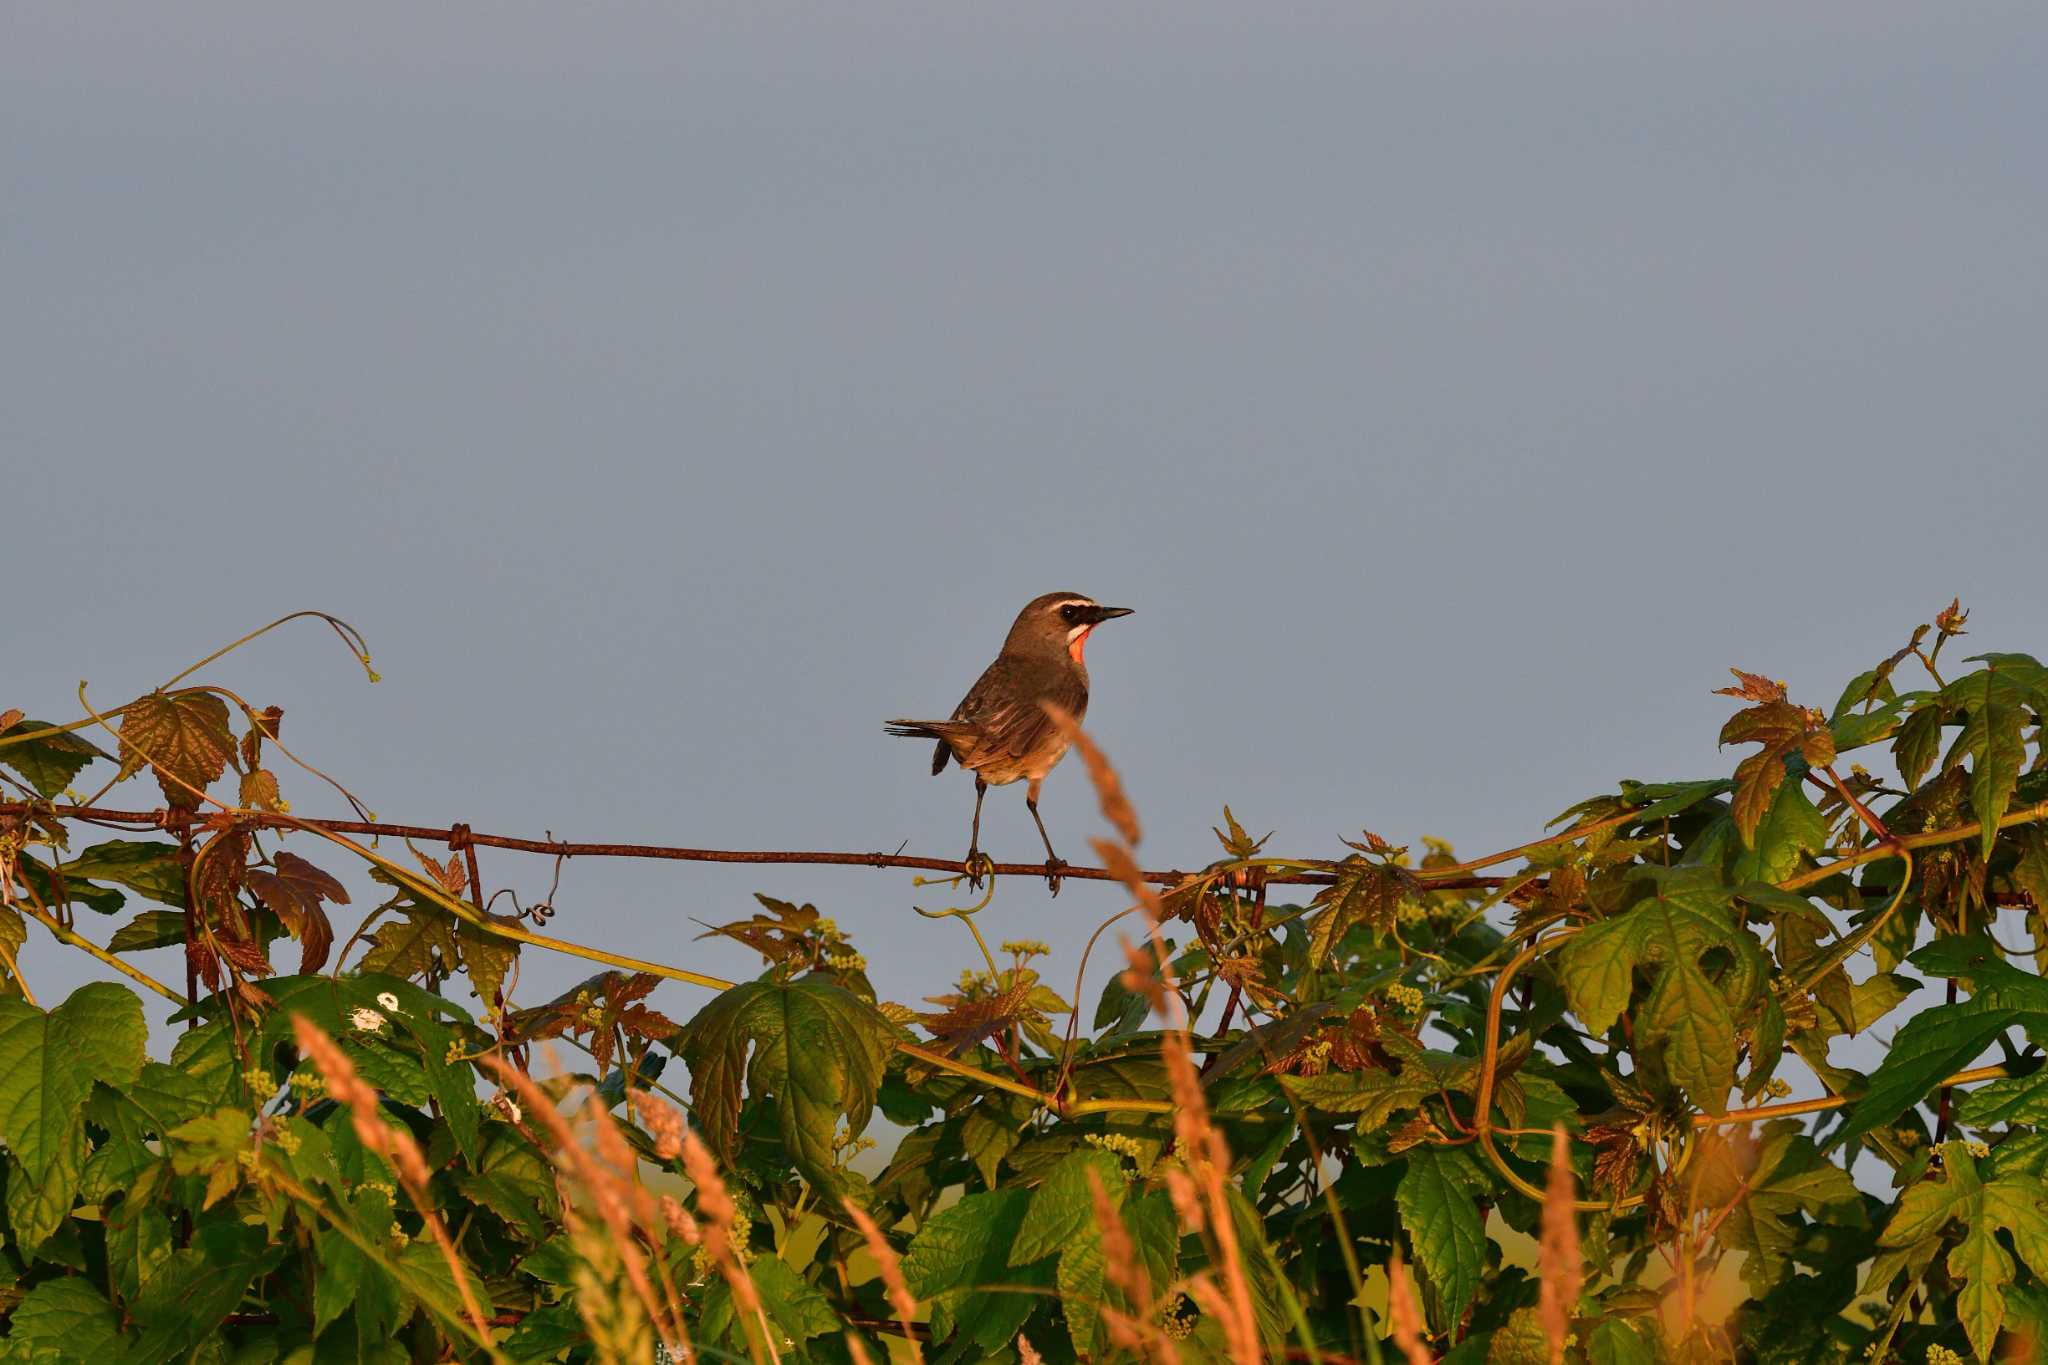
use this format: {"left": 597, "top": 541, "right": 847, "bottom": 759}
{"left": 885, "top": 718, "right": 976, "bottom": 776}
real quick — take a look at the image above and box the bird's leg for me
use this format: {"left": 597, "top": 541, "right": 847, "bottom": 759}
{"left": 1026, "top": 779, "right": 1065, "bottom": 896}
{"left": 964, "top": 777, "right": 991, "bottom": 889}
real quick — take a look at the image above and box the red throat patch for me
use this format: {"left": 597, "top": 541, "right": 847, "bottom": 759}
{"left": 1068, "top": 627, "right": 1093, "bottom": 664}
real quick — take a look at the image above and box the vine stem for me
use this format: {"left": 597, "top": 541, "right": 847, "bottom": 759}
{"left": 17, "top": 898, "right": 188, "bottom": 1005}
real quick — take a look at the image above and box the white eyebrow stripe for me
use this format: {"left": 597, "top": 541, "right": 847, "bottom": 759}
{"left": 1050, "top": 598, "right": 1096, "bottom": 611}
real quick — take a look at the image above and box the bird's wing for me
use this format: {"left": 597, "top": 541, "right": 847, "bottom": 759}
{"left": 952, "top": 657, "right": 1088, "bottom": 762}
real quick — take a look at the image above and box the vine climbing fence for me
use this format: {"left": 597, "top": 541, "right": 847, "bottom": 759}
{"left": 3, "top": 603, "right": 2048, "bottom": 1364}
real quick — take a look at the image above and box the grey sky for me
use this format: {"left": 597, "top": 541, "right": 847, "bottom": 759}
{"left": 6, "top": 4, "right": 2045, "bottom": 1076}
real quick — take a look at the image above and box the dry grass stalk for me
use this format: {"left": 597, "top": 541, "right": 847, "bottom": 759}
{"left": 568, "top": 1206, "right": 654, "bottom": 1364}
{"left": 842, "top": 1198, "right": 924, "bottom": 1364}
{"left": 291, "top": 1014, "right": 494, "bottom": 1345}
{"left": 636, "top": 1085, "right": 688, "bottom": 1160}
{"left": 1161, "top": 1031, "right": 1259, "bottom": 1363}
{"left": 1043, "top": 702, "right": 1141, "bottom": 845}
{"left": 1087, "top": 1168, "right": 1180, "bottom": 1365}
{"left": 476, "top": 1056, "right": 694, "bottom": 1362}
{"left": 1061, "top": 714, "right": 1260, "bottom": 1361}
{"left": 1537, "top": 1125, "right": 1583, "bottom": 1365}
{"left": 845, "top": 1337, "right": 875, "bottom": 1365}
{"left": 660, "top": 1193, "right": 703, "bottom": 1245}
{"left": 1016, "top": 1335, "right": 1047, "bottom": 1365}
{"left": 1387, "top": 1253, "right": 1434, "bottom": 1365}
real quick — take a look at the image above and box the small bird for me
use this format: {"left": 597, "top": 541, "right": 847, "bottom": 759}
{"left": 887, "top": 592, "right": 1133, "bottom": 893}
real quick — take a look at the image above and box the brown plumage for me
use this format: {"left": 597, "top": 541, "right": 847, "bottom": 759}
{"left": 887, "top": 591, "right": 1132, "bottom": 892}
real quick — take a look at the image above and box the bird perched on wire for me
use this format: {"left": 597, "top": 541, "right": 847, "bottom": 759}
{"left": 887, "top": 592, "right": 1133, "bottom": 894}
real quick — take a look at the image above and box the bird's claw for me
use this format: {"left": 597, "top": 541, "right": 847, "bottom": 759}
{"left": 1044, "top": 858, "right": 1068, "bottom": 896}
{"left": 962, "top": 850, "right": 995, "bottom": 890}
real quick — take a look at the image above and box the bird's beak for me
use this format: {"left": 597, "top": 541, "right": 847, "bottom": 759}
{"left": 1087, "top": 606, "right": 1134, "bottom": 624}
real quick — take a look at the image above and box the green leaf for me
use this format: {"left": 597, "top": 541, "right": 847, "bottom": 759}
{"left": 1691, "top": 1123, "right": 1861, "bottom": 1294}
{"left": 1280, "top": 1068, "right": 1433, "bottom": 1128}
{"left": 8, "top": 1115, "right": 85, "bottom": 1253}
{"left": 1877, "top": 1144, "right": 2048, "bottom": 1362}
{"left": 1589, "top": 1318, "right": 1657, "bottom": 1365}
{"left": 1830, "top": 696, "right": 1909, "bottom": 752}
{"left": 1893, "top": 701, "right": 1947, "bottom": 792}
{"left": 2, "top": 1276, "right": 125, "bottom": 1361}
{"left": 1621, "top": 777, "right": 1734, "bottom": 824}
{"left": 1397, "top": 1145, "right": 1486, "bottom": 1330}
{"left": 1010, "top": 1148, "right": 1125, "bottom": 1267}
{"left": 745, "top": 1256, "right": 841, "bottom": 1345}
{"left": 1719, "top": 700, "right": 1834, "bottom": 847}
{"left": 1943, "top": 664, "right": 2032, "bottom": 860}
{"left": 1731, "top": 782, "right": 1827, "bottom": 885}
{"left": 1839, "top": 938, "right": 2048, "bottom": 1147}
{"left": 105, "top": 1202, "right": 173, "bottom": 1307}
{"left": 960, "top": 1101, "right": 1020, "bottom": 1190}
{"left": 903, "top": 1186, "right": 1033, "bottom": 1301}
{"left": 55, "top": 841, "right": 187, "bottom": 907}
{"left": 107, "top": 909, "right": 188, "bottom": 954}
{"left": 1307, "top": 859, "right": 1414, "bottom": 965}
{"left": 392, "top": 1239, "right": 494, "bottom": 1338}
{"left": 10, "top": 854, "right": 126, "bottom": 915}
{"left": 360, "top": 904, "right": 457, "bottom": 980}
{"left": 1558, "top": 868, "right": 1769, "bottom": 1113}
{"left": 0, "top": 981, "right": 145, "bottom": 1186}
{"left": 1957, "top": 1072, "right": 2048, "bottom": 1127}
{"left": 126, "top": 1223, "right": 285, "bottom": 1364}
{"left": 0, "top": 718, "right": 106, "bottom": 799}
{"left": 680, "top": 974, "right": 893, "bottom": 1200}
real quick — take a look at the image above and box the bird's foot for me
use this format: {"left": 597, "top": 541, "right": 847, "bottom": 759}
{"left": 962, "top": 849, "right": 994, "bottom": 890}
{"left": 1044, "top": 857, "right": 1068, "bottom": 896}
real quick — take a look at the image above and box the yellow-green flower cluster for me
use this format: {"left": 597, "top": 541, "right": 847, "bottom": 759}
{"left": 244, "top": 1066, "right": 275, "bottom": 1095}
{"left": 1001, "top": 939, "right": 1051, "bottom": 959}
{"left": 1162, "top": 1297, "right": 1200, "bottom": 1340}
{"left": 271, "top": 1126, "right": 303, "bottom": 1157}
{"left": 823, "top": 949, "right": 867, "bottom": 972}
{"left": 1766, "top": 1078, "right": 1793, "bottom": 1099}
{"left": 1085, "top": 1133, "right": 1147, "bottom": 1173}
{"left": 288, "top": 1071, "right": 325, "bottom": 1097}
{"left": 1384, "top": 983, "right": 1425, "bottom": 1015}
{"left": 1396, "top": 898, "right": 1428, "bottom": 926}
{"left": 1927, "top": 1346, "right": 1966, "bottom": 1365}
{"left": 1964, "top": 1138, "right": 1991, "bottom": 1158}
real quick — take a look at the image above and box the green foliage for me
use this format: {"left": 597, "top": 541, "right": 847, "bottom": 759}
{"left": 6, "top": 605, "right": 2048, "bottom": 1362}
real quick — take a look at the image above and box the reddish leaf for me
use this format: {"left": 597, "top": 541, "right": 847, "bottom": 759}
{"left": 1713, "top": 669, "right": 1787, "bottom": 704}
{"left": 1719, "top": 700, "right": 1835, "bottom": 846}
{"left": 115, "top": 691, "right": 236, "bottom": 809}
{"left": 245, "top": 851, "right": 349, "bottom": 975}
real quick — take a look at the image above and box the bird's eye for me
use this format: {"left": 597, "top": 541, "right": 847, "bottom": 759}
{"left": 1060, "top": 605, "right": 1081, "bottom": 622}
